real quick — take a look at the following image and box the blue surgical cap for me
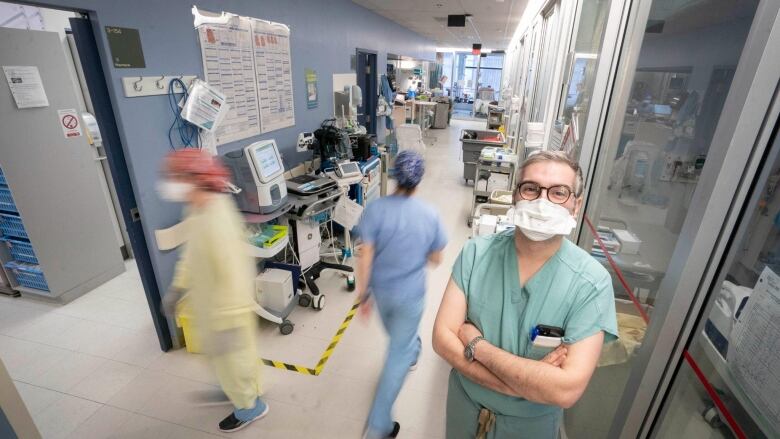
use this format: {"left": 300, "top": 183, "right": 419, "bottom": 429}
{"left": 395, "top": 150, "right": 425, "bottom": 188}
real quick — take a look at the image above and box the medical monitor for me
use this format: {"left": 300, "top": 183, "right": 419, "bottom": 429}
{"left": 247, "top": 139, "right": 284, "bottom": 183}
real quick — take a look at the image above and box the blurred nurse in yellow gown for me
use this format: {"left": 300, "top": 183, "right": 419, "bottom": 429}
{"left": 159, "top": 149, "right": 267, "bottom": 433}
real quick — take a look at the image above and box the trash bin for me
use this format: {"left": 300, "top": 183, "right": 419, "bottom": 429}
{"left": 176, "top": 299, "right": 203, "bottom": 354}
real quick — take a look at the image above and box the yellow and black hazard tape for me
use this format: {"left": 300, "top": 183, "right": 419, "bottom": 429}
{"left": 260, "top": 300, "right": 361, "bottom": 376}
{"left": 260, "top": 359, "right": 317, "bottom": 375}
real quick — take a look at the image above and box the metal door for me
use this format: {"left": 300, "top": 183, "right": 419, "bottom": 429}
{"left": 0, "top": 27, "right": 123, "bottom": 299}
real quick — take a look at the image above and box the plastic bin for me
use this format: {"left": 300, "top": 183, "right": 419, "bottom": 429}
{"left": 0, "top": 187, "right": 18, "bottom": 213}
{"left": 4, "top": 261, "right": 48, "bottom": 292}
{"left": 0, "top": 169, "right": 7, "bottom": 186}
{"left": 1, "top": 237, "right": 38, "bottom": 264}
{"left": 460, "top": 129, "right": 506, "bottom": 182}
{"left": 0, "top": 214, "right": 28, "bottom": 239}
{"left": 175, "top": 299, "right": 203, "bottom": 354}
{"left": 249, "top": 225, "right": 288, "bottom": 248}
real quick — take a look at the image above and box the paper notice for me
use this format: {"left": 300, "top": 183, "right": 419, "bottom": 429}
{"left": 249, "top": 18, "right": 295, "bottom": 132}
{"left": 728, "top": 266, "right": 780, "bottom": 433}
{"left": 195, "top": 12, "right": 261, "bottom": 145}
{"left": 180, "top": 79, "right": 229, "bottom": 132}
{"left": 155, "top": 219, "right": 191, "bottom": 251}
{"left": 3, "top": 65, "right": 49, "bottom": 108}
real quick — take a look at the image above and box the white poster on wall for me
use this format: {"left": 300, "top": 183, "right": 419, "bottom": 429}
{"left": 249, "top": 18, "right": 295, "bottom": 133}
{"left": 194, "top": 8, "right": 261, "bottom": 145}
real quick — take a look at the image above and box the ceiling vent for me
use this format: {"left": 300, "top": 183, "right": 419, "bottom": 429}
{"left": 448, "top": 15, "right": 467, "bottom": 27}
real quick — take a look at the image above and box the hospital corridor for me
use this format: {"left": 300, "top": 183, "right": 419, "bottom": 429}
{"left": 2, "top": 0, "right": 780, "bottom": 438}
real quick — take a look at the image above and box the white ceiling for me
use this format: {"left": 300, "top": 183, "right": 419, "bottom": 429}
{"left": 352, "top": 0, "right": 528, "bottom": 51}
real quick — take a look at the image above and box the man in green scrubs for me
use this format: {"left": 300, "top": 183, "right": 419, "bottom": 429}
{"left": 433, "top": 151, "right": 618, "bottom": 438}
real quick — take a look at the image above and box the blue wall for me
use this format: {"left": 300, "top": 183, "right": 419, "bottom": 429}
{"left": 0, "top": 407, "right": 17, "bottom": 439}
{"left": 28, "top": 0, "right": 434, "bottom": 309}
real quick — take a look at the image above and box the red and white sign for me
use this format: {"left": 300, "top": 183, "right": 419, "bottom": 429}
{"left": 57, "top": 108, "right": 83, "bottom": 138}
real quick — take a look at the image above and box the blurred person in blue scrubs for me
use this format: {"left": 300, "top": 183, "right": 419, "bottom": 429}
{"left": 159, "top": 149, "right": 267, "bottom": 433}
{"left": 357, "top": 150, "right": 448, "bottom": 438}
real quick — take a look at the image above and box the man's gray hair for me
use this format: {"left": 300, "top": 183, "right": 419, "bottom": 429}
{"left": 519, "top": 150, "right": 584, "bottom": 197}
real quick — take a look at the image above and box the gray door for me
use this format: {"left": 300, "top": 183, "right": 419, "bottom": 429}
{"left": 0, "top": 27, "right": 123, "bottom": 300}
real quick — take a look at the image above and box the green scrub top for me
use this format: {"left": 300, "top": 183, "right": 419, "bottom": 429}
{"left": 451, "top": 230, "right": 619, "bottom": 418}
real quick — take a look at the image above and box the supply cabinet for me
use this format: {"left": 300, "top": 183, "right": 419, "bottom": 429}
{"left": 0, "top": 28, "right": 125, "bottom": 302}
{"left": 0, "top": 167, "right": 48, "bottom": 295}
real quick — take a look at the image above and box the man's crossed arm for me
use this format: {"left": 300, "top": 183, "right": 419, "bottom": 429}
{"left": 432, "top": 278, "right": 604, "bottom": 408}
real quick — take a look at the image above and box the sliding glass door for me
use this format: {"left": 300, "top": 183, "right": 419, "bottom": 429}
{"left": 651, "top": 112, "right": 780, "bottom": 439}
{"left": 564, "top": 0, "right": 780, "bottom": 437}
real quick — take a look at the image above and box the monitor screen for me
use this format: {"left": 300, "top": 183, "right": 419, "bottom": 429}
{"left": 252, "top": 142, "right": 282, "bottom": 181}
{"left": 340, "top": 162, "right": 360, "bottom": 175}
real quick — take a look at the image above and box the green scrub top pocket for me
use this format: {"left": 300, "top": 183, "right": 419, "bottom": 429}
{"left": 527, "top": 344, "right": 555, "bottom": 361}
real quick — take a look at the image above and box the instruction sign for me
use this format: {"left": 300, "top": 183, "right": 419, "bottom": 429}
{"left": 3, "top": 65, "right": 49, "bottom": 108}
{"left": 57, "top": 109, "right": 83, "bottom": 138}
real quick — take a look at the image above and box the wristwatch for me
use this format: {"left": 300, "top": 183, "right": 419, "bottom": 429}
{"left": 464, "top": 336, "right": 485, "bottom": 362}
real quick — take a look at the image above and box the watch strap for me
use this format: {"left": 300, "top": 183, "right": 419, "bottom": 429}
{"left": 465, "top": 335, "right": 485, "bottom": 361}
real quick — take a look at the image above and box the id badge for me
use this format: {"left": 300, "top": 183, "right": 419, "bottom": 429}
{"left": 531, "top": 324, "right": 564, "bottom": 348}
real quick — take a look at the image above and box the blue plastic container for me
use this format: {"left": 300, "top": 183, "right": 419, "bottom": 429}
{"left": 0, "top": 187, "right": 18, "bottom": 213}
{"left": 4, "top": 261, "right": 48, "bottom": 292}
{"left": 1, "top": 237, "right": 38, "bottom": 264}
{"left": 0, "top": 169, "right": 7, "bottom": 186}
{"left": 0, "top": 214, "right": 28, "bottom": 239}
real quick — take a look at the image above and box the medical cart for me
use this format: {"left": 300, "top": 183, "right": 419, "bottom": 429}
{"left": 460, "top": 129, "right": 506, "bottom": 183}
{"left": 243, "top": 204, "right": 304, "bottom": 335}
{"left": 468, "top": 156, "right": 516, "bottom": 227}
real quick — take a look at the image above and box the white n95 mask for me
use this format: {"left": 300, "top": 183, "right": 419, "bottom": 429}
{"left": 513, "top": 199, "right": 577, "bottom": 241}
{"left": 157, "top": 180, "right": 193, "bottom": 203}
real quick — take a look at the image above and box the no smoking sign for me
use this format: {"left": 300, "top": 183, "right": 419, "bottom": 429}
{"left": 57, "top": 108, "right": 83, "bottom": 138}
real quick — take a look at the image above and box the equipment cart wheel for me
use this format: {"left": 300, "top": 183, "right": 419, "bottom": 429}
{"left": 346, "top": 274, "right": 356, "bottom": 291}
{"left": 280, "top": 319, "right": 294, "bottom": 335}
{"left": 298, "top": 293, "right": 312, "bottom": 308}
{"left": 312, "top": 295, "right": 326, "bottom": 311}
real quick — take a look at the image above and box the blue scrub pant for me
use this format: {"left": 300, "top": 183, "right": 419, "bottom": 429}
{"left": 365, "top": 292, "right": 424, "bottom": 438}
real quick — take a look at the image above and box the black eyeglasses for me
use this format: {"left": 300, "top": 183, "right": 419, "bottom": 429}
{"left": 517, "top": 181, "right": 574, "bottom": 205}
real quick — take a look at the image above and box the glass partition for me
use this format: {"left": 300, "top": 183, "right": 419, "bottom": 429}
{"left": 530, "top": 3, "right": 561, "bottom": 123}
{"left": 652, "top": 120, "right": 780, "bottom": 439}
{"left": 556, "top": 0, "right": 612, "bottom": 161}
{"left": 567, "top": 0, "right": 760, "bottom": 437}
